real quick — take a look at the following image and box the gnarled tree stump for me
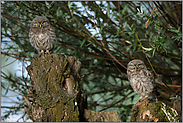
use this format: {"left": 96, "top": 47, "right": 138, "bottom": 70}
{"left": 130, "top": 98, "right": 179, "bottom": 122}
{"left": 25, "top": 53, "right": 121, "bottom": 122}
{"left": 26, "top": 53, "right": 86, "bottom": 122}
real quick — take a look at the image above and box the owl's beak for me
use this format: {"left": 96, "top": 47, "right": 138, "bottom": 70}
{"left": 135, "top": 67, "right": 137, "bottom": 70}
{"left": 39, "top": 25, "right": 41, "bottom": 28}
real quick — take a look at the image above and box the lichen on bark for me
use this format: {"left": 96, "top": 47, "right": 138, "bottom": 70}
{"left": 25, "top": 53, "right": 121, "bottom": 122}
{"left": 26, "top": 53, "right": 82, "bottom": 122}
{"left": 130, "top": 98, "right": 179, "bottom": 122}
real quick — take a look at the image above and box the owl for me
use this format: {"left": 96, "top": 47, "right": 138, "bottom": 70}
{"left": 29, "top": 16, "right": 56, "bottom": 54}
{"left": 127, "top": 59, "right": 158, "bottom": 102}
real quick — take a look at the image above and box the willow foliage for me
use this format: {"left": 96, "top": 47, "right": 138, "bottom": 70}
{"left": 1, "top": 1, "right": 182, "bottom": 121}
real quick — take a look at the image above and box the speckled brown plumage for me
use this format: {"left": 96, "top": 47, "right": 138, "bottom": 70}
{"left": 29, "top": 16, "right": 56, "bottom": 53}
{"left": 127, "top": 59, "right": 158, "bottom": 102}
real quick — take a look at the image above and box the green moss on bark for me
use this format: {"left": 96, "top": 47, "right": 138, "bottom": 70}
{"left": 26, "top": 54, "right": 80, "bottom": 122}
{"left": 130, "top": 98, "right": 179, "bottom": 122}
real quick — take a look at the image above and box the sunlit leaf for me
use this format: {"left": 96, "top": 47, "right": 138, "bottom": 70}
{"left": 142, "top": 46, "right": 153, "bottom": 51}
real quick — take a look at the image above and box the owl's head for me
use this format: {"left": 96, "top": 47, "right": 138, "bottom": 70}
{"left": 127, "top": 59, "right": 147, "bottom": 72}
{"left": 30, "top": 16, "right": 50, "bottom": 32}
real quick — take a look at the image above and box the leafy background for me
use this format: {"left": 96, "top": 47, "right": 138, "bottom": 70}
{"left": 1, "top": 1, "right": 182, "bottom": 122}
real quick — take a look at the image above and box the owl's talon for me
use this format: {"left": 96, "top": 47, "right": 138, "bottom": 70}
{"left": 45, "top": 50, "right": 51, "bottom": 55}
{"left": 137, "top": 98, "right": 143, "bottom": 103}
{"left": 137, "top": 96, "right": 143, "bottom": 103}
{"left": 155, "top": 97, "right": 159, "bottom": 102}
{"left": 41, "top": 50, "right": 44, "bottom": 54}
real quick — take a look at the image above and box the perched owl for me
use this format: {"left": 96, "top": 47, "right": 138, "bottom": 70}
{"left": 29, "top": 16, "right": 56, "bottom": 54}
{"left": 127, "top": 59, "right": 159, "bottom": 102}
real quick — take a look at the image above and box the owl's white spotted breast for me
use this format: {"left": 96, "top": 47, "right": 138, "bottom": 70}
{"left": 29, "top": 30, "right": 55, "bottom": 51}
{"left": 129, "top": 70, "right": 154, "bottom": 97}
{"left": 38, "top": 34, "right": 44, "bottom": 40}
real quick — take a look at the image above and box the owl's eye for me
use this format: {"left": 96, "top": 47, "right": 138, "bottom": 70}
{"left": 130, "top": 65, "right": 134, "bottom": 68}
{"left": 43, "top": 22, "right": 46, "bottom": 24}
{"left": 138, "top": 64, "right": 141, "bottom": 67}
{"left": 35, "top": 23, "right": 38, "bottom": 25}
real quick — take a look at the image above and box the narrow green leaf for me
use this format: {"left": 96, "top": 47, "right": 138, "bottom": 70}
{"left": 57, "top": 7, "right": 61, "bottom": 17}
{"left": 46, "top": 10, "right": 50, "bottom": 15}
{"left": 4, "top": 85, "right": 9, "bottom": 95}
{"left": 45, "top": 1, "right": 50, "bottom": 9}
{"left": 169, "top": 29, "right": 179, "bottom": 33}
{"left": 121, "top": 5, "right": 128, "bottom": 17}
{"left": 152, "top": 49, "right": 156, "bottom": 57}
{"left": 125, "top": 40, "right": 132, "bottom": 44}
{"left": 160, "top": 42, "right": 166, "bottom": 47}
{"left": 24, "top": 10, "right": 27, "bottom": 15}
{"left": 169, "top": 97, "right": 176, "bottom": 99}
{"left": 123, "top": 21, "right": 127, "bottom": 29}
{"left": 92, "top": 33, "right": 100, "bottom": 37}
{"left": 68, "top": 1, "right": 71, "bottom": 10}
{"left": 116, "top": 28, "right": 121, "bottom": 36}
{"left": 80, "top": 39, "right": 86, "bottom": 48}
{"left": 107, "top": 4, "right": 110, "bottom": 17}
{"left": 142, "top": 46, "right": 153, "bottom": 51}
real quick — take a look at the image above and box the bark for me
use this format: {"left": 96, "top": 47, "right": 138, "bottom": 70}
{"left": 130, "top": 98, "right": 179, "bottom": 122}
{"left": 26, "top": 53, "right": 86, "bottom": 122}
{"left": 84, "top": 109, "right": 121, "bottom": 122}
{"left": 25, "top": 53, "right": 121, "bottom": 122}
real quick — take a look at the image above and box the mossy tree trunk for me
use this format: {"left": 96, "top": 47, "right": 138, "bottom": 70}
{"left": 26, "top": 54, "right": 86, "bottom": 122}
{"left": 130, "top": 98, "right": 180, "bottom": 122}
{"left": 25, "top": 53, "right": 121, "bottom": 122}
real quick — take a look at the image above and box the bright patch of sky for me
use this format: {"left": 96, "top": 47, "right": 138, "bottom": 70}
{"left": 72, "top": 1, "right": 111, "bottom": 39}
{"left": 1, "top": 27, "right": 31, "bottom": 122}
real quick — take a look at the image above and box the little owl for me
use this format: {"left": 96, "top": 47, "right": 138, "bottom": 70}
{"left": 127, "top": 59, "right": 159, "bottom": 102}
{"left": 29, "top": 16, "right": 56, "bottom": 54}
